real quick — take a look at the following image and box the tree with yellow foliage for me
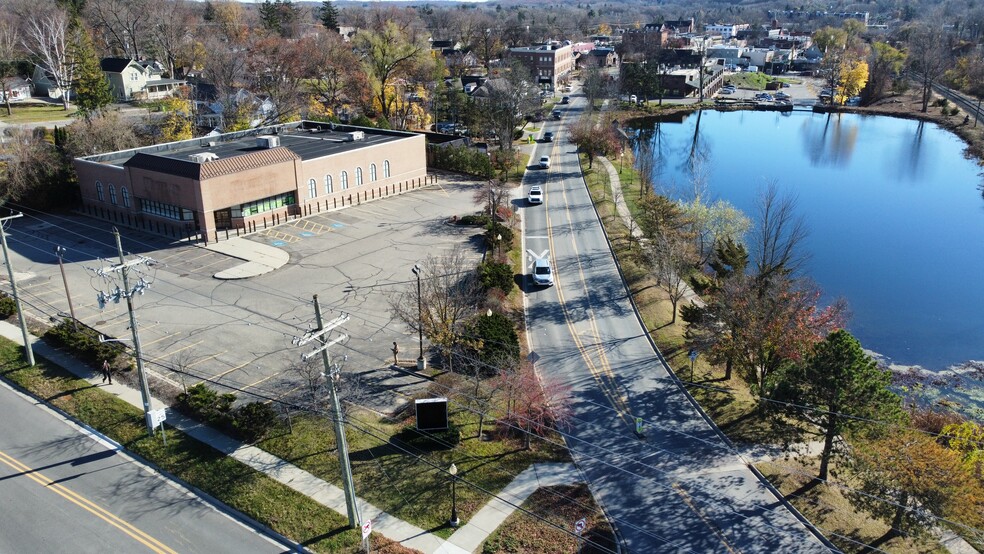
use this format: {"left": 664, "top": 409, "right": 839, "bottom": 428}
{"left": 837, "top": 60, "right": 868, "bottom": 105}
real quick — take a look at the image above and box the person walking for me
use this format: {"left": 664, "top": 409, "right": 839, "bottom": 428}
{"left": 391, "top": 342, "right": 400, "bottom": 366}
{"left": 101, "top": 360, "right": 112, "bottom": 384}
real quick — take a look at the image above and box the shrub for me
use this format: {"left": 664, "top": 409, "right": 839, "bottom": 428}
{"left": 232, "top": 402, "right": 278, "bottom": 442}
{"left": 0, "top": 293, "right": 16, "bottom": 318}
{"left": 44, "top": 320, "right": 126, "bottom": 367}
{"left": 176, "top": 383, "right": 236, "bottom": 427}
{"left": 426, "top": 144, "right": 493, "bottom": 176}
{"left": 457, "top": 214, "right": 490, "bottom": 226}
{"left": 485, "top": 224, "right": 513, "bottom": 249}
{"left": 469, "top": 311, "right": 520, "bottom": 371}
{"left": 950, "top": 107, "right": 960, "bottom": 117}
{"left": 478, "top": 261, "right": 514, "bottom": 293}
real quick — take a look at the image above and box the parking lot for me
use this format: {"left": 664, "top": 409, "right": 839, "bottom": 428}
{"left": 6, "top": 175, "right": 489, "bottom": 412}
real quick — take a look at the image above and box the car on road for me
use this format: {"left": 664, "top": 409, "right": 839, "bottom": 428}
{"left": 527, "top": 186, "right": 543, "bottom": 204}
{"left": 543, "top": 131, "right": 554, "bottom": 142}
{"left": 561, "top": 96, "right": 570, "bottom": 104}
{"left": 720, "top": 87, "right": 735, "bottom": 94}
{"left": 539, "top": 155, "right": 551, "bottom": 169}
{"left": 532, "top": 257, "right": 554, "bottom": 286}
{"left": 552, "top": 109, "right": 562, "bottom": 119}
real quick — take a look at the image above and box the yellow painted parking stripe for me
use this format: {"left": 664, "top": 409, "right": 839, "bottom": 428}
{"left": 0, "top": 450, "right": 177, "bottom": 554}
{"left": 185, "top": 351, "right": 226, "bottom": 368}
{"left": 147, "top": 340, "right": 203, "bottom": 363}
{"left": 198, "top": 361, "right": 252, "bottom": 386}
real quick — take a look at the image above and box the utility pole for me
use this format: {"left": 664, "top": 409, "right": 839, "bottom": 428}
{"left": 54, "top": 246, "right": 78, "bottom": 330}
{"left": 295, "top": 297, "right": 360, "bottom": 528}
{"left": 0, "top": 212, "right": 34, "bottom": 366}
{"left": 94, "top": 228, "right": 156, "bottom": 435}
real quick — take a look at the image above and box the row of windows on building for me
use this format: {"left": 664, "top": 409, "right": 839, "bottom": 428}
{"left": 306, "top": 160, "right": 391, "bottom": 200}
{"left": 95, "top": 182, "right": 131, "bottom": 207}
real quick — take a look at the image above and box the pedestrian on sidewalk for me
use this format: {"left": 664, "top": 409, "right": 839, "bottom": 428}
{"left": 101, "top": 360, "right": 112, "bottom": 384}
{"left": 392, "top": 342, "right": 400, "bottom": 366}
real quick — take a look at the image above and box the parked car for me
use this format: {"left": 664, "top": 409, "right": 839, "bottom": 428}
{"left": 629, "top": 94, "right": 638, "bottom": 103}
{"left": 539, "top": 155, "right": 551, "bottom": 169}
{"left": 543, "top": 131, "right": 554, "bottom": 142}
{"left": 720, "top": 88, "right": 735, "bottom": 94}
{"left": 774, "top": 92, "right": 790, "bottom": 100}
{"left": 531, "top": 257, "right": 554, "bottom": 286}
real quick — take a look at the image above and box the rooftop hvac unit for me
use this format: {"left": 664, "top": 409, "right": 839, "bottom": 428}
{"left": 256, "top": 135, "right": 280, "bottom": 149}
{"left": 344, "top": 131, "right": 365, "bottom": 142}
{"left": 189, "top": 152, "right": 219, "bottom": 163}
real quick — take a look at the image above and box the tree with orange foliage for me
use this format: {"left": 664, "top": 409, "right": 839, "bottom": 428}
{"left": 849, "top": 429, "right": 984, "bottom": 538}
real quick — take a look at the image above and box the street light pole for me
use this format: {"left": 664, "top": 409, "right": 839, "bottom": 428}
{"left": 449, "top": 463, "right": 460, "bottom": 528}
{"left": 412, "top": 264, "right": 426, "bottom": 370}
{"left": 54, "top": 246, "right": 78, "bottom": 330}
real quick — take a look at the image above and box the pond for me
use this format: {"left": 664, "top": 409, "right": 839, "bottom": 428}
{"left": 631, "top": 110, "right": 984, "bottom": 371}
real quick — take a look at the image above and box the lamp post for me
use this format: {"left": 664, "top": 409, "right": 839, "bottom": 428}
{"left": 53, "top": 246, "right": 78, "bottom": 330}
{"left": 412, "top": 264, "right": 426, "bottom": 370}
{"left": 496, "top": 233, "right": 502, "bottom": 257}
{"left": 448, "top": 463, "right": 460, "bottom": 528}
{"left": 619, "top": 150, "right": 624, "bottom": 174}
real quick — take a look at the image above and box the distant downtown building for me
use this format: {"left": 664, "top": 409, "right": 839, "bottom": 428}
{"left": 506, "top": 42, "right": 575, "bottom": 90}
{"left": 73, "top": 122, "right": 429, "bottom": 242}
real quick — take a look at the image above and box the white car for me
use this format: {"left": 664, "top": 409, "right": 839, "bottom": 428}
{"left": 532, "top": 258, "right": 554, "bottom": 286}
{"left": 539, "top": 156, "right": 551, "bottom": 169}
{"left": 528, "top": 186, "right": 543, "bottom": 204}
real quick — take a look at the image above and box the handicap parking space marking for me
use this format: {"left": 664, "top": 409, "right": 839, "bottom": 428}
{"left": 331, "top": 222, "right": 345, "bottom": 228}
{"left": 300, "top": 232, "right": 315, "bottom": 237}
{"left": 272, "top": 240, "right": 287, "bottom": 247}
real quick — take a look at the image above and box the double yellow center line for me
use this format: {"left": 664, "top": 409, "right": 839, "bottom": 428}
{"left": 0, "top": 449, "right": 176, "bottom": 554}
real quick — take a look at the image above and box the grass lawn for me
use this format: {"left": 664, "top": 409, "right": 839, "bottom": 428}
{"left": 0, "top": 339, "right": 380, "bottom": 553}
{"left": 481, "top": 483, "right": 615, "bottom": 554}
{"left": 258, "top": 371, "right": 571, "bottom": 539}
{"left": 0, "top": 104, "right": 75, "bottom": 124}
{"left": 758, "top": 459, "right": 946, "bottom": 554}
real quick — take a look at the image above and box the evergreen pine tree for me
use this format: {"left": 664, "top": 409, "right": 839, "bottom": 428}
{"left": 319, "top": 0, "right": 340, "bottom": 33}
{"left": 71, "top": 22, "right": 113, "bottom": 118}
{"left": 202, "top": 1, "right": 215, "bottom": 22}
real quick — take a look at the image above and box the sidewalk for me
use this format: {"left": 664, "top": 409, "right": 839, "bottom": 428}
{"left": 0, "top": 322, "right": 582, "bottom": 554}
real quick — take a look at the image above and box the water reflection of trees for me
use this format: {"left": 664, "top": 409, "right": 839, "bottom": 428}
{"left": 632, "top": 110, "right": 713, "bottom": 200}
{"left": 800, "top": 113, "right": 859, "bottom": 167}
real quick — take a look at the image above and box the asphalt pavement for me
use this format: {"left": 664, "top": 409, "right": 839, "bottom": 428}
{"left": 0, "top": 378, "right": 291, "bottom": 554}
{"left": 519, "top": 88, "right": 831, "bottom": 553}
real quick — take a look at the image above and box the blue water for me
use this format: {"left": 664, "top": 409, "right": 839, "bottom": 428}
{"left": 633, "top": 110, "right": 984, "bottom": 369}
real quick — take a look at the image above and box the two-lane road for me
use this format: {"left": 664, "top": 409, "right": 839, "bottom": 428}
{"left": 0, "top": 381, "right": 292, "bottom": 553}
{"left": 521, "top": 93, "right": 831, "bottom": 552}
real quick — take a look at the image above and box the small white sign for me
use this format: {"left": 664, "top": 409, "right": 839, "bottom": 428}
{"left": 361, "top": 519, "right": 372, "bottom": 539}
{"left": 148, "top": 408, "right": 167, "bottom": 429}
{"left": 574, "top": 518, "right": 586, "bottom": 536}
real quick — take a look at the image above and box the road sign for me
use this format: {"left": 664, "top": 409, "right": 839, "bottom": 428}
{"left": 574, "top": 518, "right": 587, "bottom": 536}
{"left": 688, "top": 348, "right": 698, "bottom": 361}
{"left": 361, "top": 519, "right": 372, "bottom": 539}
{"left": 148, "top": 408, "right": 166, "bottom": 429}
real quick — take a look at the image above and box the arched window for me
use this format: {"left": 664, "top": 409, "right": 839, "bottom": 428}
{"left": 121, "top": 186, "right": 131, "bottom": 208}
{"left": 370, "top": 164, "right": 377, "bottom": 182}
{"left": 383, "top": 160, "right": 391, "bottom": 178}
{"left": 325, "top": 174, "right": 333, "bottom": 194}
{"left": 308, "top": 178, "right": 317, "bottom": 199}
{"left": 95, "top": 181, "right": 104, "bottom": 202}
{"left": 109, "top": 184, "right": 117, "bottom": 205}
{"left": 341, "top": 171, "right": 349, "bottom": 190}
{"left": 355, "top": 167, "right": 363, "bottom": 186}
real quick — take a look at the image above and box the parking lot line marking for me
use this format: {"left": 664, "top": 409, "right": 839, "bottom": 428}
{"left": 186, "top": 351, "right": 226, "bottom": 367}
{"left": 242, "top": 372, "right": 278, "bottom": 391}
{"left": 266, "top": 383, "right": 303, "bottom": 404}
{"left": 141, "top": 332, "right": 178, "bottom": 347}
{"left": 198, "top": 361, "right": 251, "bottom": 385}
{"left": 148, "top": 340, "right": 203, "bottom": 363}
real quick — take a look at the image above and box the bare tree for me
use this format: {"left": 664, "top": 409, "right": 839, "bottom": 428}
{"left": 478, "top": 60, "right": 540, "bottom": 152}
{"left": 84, "top": 0, "right": 149, "bottom": 59}
{"left": 390, "top": 248, "right": 482, "bottom": 373}
{"left": 752, "top": 183, "right": 809, "bottom": 287}
{"left": 22, "top": 7, "right": 74, "bottom": 110}
{"left": 147, "top": 0, "right": 193, "bottom": 78}
{"left": 646, "top": 230, "right": 698, "bottom": 325}
{"left": 0, "top": 128, "right": 61, "bottom": 204}
{"left": 0, "top": 18, "right": 19, "bottom": 116}
{"left": 308, "top": 31, "right": 367, "bottom": 118}
{"left": 907, "top": 22, "right": 952, "bottom": 113}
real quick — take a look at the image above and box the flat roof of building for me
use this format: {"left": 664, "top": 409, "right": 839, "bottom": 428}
{"left": 80, "top": 121, "right": 414, "bottom": 168}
